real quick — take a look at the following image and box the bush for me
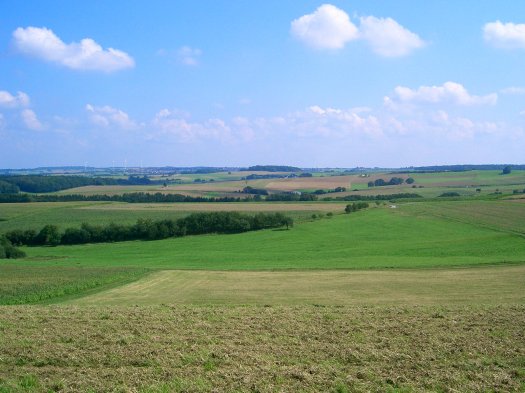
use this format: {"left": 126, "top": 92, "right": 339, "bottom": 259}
{"left": 0, "top": 236, "right": 26, "bottom": 258}
{"left": 438, "top": 192, "right": 461, "bottom": 197}
{"left": 345, "top": 202, "right": 369, "bottom": 213}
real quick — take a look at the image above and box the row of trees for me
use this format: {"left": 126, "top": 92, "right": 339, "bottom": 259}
{"left": 0, "top": 192, "right": 253, "bottom": 204}
{"left": 5, "top": 212, "right": 294, "bottom": 247}
{"left": 367, "top": 177, "right": 414, "bottom": 187}
{"left": 0, "top": 175, "right": 157, "bottom": 193}
{"left": 333, "top": 193, "right": 422, "bottom": 202}
{"left": 266, "top": 193, "right": 317, "bottom": 201}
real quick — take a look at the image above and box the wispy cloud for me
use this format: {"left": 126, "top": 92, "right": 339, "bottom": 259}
{"left": 12, "top": 26, "right": 135, "bottom": 72}
{"left": 177, "top": 46, "right": 202, "bottom": 66}
{"left": 0, "top": 90, "right": 30, "bottom": 108}
{"left": 21, "top": 109, "right": 44, "bottom": 130}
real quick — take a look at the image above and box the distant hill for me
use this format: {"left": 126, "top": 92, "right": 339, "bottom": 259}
{"left": 247, "top": 165, "right": 302, "bottom": 172}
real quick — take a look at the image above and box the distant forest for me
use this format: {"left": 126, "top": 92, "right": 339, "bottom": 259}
{"left": 0, "top": 175, "right": 156, "bottom": 193}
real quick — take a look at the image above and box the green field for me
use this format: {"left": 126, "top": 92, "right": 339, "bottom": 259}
{"left": 10, "top": 207, "right": 525, "bottom": 270}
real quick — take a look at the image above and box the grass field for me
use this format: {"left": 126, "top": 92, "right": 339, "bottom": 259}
{"left": 11, "top": 207, "right": 525, "bottom": 270}
{"left": 0, "top": 304, "right": 523, "bottom": 392}
{"left": 400, "top": 199, "right": 525, "bottom": 235}
{"left": 73, "top": 265, "right": 525, "bottom": 306}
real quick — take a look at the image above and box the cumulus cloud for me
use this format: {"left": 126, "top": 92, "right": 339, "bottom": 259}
{"left": 290, "top": 4, "right": 424, "bottom": 56}
{"left": 290, "top": 4, "right": 358, "bottom": 49}
{"left": 0, "top": 90, "right": 30, "bottom": 108}
{"left": 483, "top": 21, "right": 525, "bottom": 49}
{"left": 13, "top": 26, "right": 134, "bottom": 72}
{"left": 386, "top": 82, "right": 497, "bottom": 106}
{"left": 21, "top": 109, "right": 43, "bottom": 130}
{"left": 86, "top": 104, "right": 137, "bottom": 129}
{"left": 359, "top": 16, "right": 425, "bottom": 57}
{"left": 177, "top": 46, "right": 202, "bottom": 66}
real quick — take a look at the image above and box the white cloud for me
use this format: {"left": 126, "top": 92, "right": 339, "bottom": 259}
{"left": 290, "top": 4, "right": 358, "bottom": 49}
{"left": 290, "top": 5, "right": 424, "bottom": 56}
{"left": 359, "top": 16, "right": 425, "bottom": 57}
{"left": 177, "top": 46, "right": 202, "bottom": 66}
{"left": 387, "top": 82, "right": 497, "bottom": 106}
{"left": 0, "top": 90, "right": 30, "bottom": 108}
{"left": 500, "top": 86, "right": 525, "bottom": 95}
{"left": 13, "top": 26, "right": 134, "bottom": 72}
{"left": 484, "top": 21, "right": 525, "bottom": 49}
{"left": 86, "top": 104, "right": 137, "bottom": 129}
{"left": 21, "top": 109, "right": 43, "bottom": 130}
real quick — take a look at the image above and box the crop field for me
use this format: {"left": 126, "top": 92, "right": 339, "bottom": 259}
{"left": 73, "top": 265, "right": 525, "bottom": 306}
{"left": 0, "top": 265, "right": 146, "bottom": 305}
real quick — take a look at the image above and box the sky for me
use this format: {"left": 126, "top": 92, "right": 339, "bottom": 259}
{"left": 1, "top": 1, "right": 524, "bottom": 168}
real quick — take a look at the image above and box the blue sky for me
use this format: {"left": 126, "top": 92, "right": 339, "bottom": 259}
{"left": 1, "top": 1, "right": 524, "bottom": 168}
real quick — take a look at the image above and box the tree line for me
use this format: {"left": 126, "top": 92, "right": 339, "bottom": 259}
{"left": 4, "top": 212, "right": 294, "bottom": 247}
{"left": 367, "top": 177, "right": 414, "bottom": 187}
{"left": 0, "top": 192, "right": 253, "bottom": 204}
{"left": 0, "top": 175, "right": 155, "bottom": 193}
{"left": 330, "top": 193, "right": 422, "bottom": 201}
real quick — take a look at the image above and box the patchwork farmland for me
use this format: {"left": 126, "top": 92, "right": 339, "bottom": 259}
{"left": 0, "top": 167, "right": 524, "bottom": 392}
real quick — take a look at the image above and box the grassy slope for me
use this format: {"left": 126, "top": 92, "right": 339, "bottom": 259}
{"left": 0, "top": 305, "right": 523, "bottom": 392}
{"left": 73, "top": 265, "right": 525, "bottom": 306}
{"left": 13, "top": 207, "right": 525, "bottom": 270}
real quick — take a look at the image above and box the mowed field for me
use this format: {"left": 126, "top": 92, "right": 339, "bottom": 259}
{"left": 0, "top": 304, "right": 523, "bottom": 392}
{"left": 74, "top": 265, "right": 525, "bottom": 306}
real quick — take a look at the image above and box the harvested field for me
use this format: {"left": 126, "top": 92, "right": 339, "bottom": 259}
{"left": 0, "top": 305, "right": 523, "bottom": 392}
{"left": 73, "top": 265, "right": 525, "bottom": 306}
